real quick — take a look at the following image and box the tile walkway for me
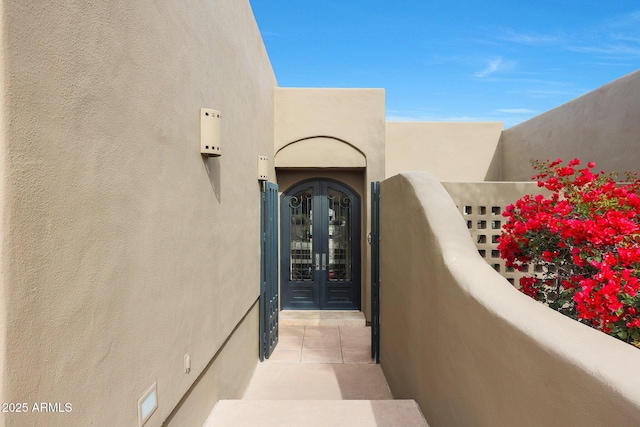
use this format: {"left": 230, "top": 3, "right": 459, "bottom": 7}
{"left": 205, "top": 321, "right": 430, "bottom": 426}
{"left": 268, "top": 325, "right": 375, "bottom": 364}
{"left": 242, "top": 325, "right": 391, "bottom": 401}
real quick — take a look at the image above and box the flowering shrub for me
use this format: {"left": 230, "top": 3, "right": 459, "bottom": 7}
{"left": 498, "top": 158, "right": 640, "bottom": 348}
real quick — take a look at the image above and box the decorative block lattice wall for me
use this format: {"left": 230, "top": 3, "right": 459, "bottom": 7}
{"left": 442, "top": 182, "right": 549, "bottom": 287}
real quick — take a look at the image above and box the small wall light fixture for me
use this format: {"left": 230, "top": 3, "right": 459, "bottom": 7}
{"left": 258, "top": 156, "right": 268, "bottom": 181}
{"left": 200, "top": 108, "right": 221, "bottom": 157}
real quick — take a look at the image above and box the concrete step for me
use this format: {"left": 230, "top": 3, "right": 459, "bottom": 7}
{"left": 243, "top": 362, "right": 391, "bottom": 400}
{"left": 205, "top": 399, "right": 429, "bottom": 427}
{"left": 279, "top": 310, "right": 366, "bottom": 327}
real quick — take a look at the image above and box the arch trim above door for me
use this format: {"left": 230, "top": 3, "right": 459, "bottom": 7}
{"left": 275, "top": 137, "right": 366, "bottom": 169}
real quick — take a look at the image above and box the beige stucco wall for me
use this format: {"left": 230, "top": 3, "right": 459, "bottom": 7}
{"left": 164, "top": 302, "right": 259, "bottom": 427}
{"left": 501, "top": 69, "right": 640, "bottom": 181}
{"left": 274, "top": 88, "right": 385, "bottom": 188}
{"left": 274, "top": 89, "right": 386, "bottom": 320}
{"left": 0, "top": 13, "right": 6, "bottom": 418}
{"left": 442, "top": 181, "right": 547, "bottom": 286}
{"left": 276, "top": 137, "right": 367, "bottom": 169}
{"left": 0, "top": 1, "right": 275, "bottom": 426}
{"left": 385, "top": 122, "right": 503, "bottom": 181}
{"left": 380, "top": 172, "right": 640, "bottom": 427}
{"left": 274, "top": 88, "right": 385, "bottom": 164}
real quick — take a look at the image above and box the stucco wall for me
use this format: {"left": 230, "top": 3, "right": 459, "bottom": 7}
{"left": 380, "top": 173, "right": 640, "bottom": 427}
{"left": 274, "top": 88, "right": 386, "bottom": 320}
{"left": 164, "top": 302, "right": 259, "bottom": 427}
{"left": 442, "top": 181, "right": 547, "bottom": 286}
{"left": 274, "top": 88, "right": 386, "bottom": 188}
{"left": 385, "top": 122, "right": 503, "bottom": 181}
{"left": 501, "top": 70, "right": 640, "bottom": 181}
{"left": 0, "top": 1, "right": 275, "bottom": 426}
{"left": 274, "top": 88, "right": 385, "bottom": 166}
{"left": 0, "top": 14, "right": 6, "bottom": 419}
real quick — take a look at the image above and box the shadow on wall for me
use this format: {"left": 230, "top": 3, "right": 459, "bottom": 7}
{"left": 204, "top": 156, "right": 221, "bottom": 202}
{"left": 379, "top": 172, "right": 640, "bottom": 427}
{"left": 484, "top": 137, "right": 503, "bottom": 181}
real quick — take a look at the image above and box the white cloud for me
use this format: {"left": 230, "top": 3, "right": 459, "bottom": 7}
{"left": 609, "top": 33, "right": 640, "bottom": 44}
{"left": 606, "top": 9, "right": 640, "bottom": 28}
{"left": 475, "top": 57, "right": 515, "bottom": 78}
{"left": 508, "top": 88, "right": 574, "bottom": 99}
{"left": 496, "top": 108, "right": 537, "bottom": 114}
{"left": 386, "top": 111, "right": 492, "bottom": 122}
{"left": 499, "top": 29, "right": 560, "bottom": 45}
{"left": 566, "top": 10, "right": 640, "bottom": 60}
{"left": 386, "top": 113, "right": 526, "bottom": 129}
{"left": 386, "top": 111, "right": 504, "bottom": 123}
{"left": 568, "top": 43, "right": 640, "bottom": 59}
{"left": 490, "top": 15, "right": 640, "bottom": 62}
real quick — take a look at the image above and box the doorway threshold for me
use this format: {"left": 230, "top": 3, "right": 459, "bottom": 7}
{"left": 279, "top": 310, "right": 365, "bottom": 327}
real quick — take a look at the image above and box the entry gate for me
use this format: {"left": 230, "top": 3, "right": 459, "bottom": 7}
{"left": 260, "top": 182, "right": 279, "bottom": 361}
{"left": 370, "top": 181, "right": 381, "bottom": 363}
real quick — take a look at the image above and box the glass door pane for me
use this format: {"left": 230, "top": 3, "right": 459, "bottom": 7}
{"left": 289, "top": 188, "right": 314, "bottom": 281}
{"left": 326, "top": 188, "right": 351, "bottom": 282}
{"left": 281, "top": 178, "right": 360, "bottom": 311}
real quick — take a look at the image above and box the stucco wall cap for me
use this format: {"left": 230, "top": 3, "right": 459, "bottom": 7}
{"left": 392, "top": 172, "right": 640, "bottom": 403}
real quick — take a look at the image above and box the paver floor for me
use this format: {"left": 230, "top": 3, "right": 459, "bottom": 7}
{"left": 243, "top": 325, "right": 391, "bottom": 401}
{"left": 268, "top": 325, "right": 376, "bottom": 364}
{"left": 205, "top": 322, "right": 429, "bottom": 426}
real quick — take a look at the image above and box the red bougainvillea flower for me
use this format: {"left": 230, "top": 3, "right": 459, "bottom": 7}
{"left": 499, "top": 158, "right": 640, "bottom": 348}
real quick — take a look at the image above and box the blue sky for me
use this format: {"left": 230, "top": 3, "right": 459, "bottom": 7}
{"left": 249, "top": 1, "right": 640, "bottom": 128}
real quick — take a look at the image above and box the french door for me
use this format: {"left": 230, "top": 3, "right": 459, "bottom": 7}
{"left": 281, "top": 179, "right": 361, "bottom": 310}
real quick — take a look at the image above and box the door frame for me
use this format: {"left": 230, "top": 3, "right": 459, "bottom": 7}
{"left": 280, "top": 178, "right": 361, "bottom": 310}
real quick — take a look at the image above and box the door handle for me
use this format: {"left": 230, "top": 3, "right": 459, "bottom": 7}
{"left": 322, "top": 253, "right": 327, "bottom": 270}
{"left": 315, "top": 253, "right": 320, "bottom": 271}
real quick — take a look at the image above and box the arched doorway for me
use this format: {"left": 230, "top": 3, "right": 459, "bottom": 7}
{"left": 280, "top": 178, "right": 361, "bottom": 310}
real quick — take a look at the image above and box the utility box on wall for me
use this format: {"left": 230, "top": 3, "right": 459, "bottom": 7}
{"left": 200, "top": 108, "right": 221, "bottom": 157}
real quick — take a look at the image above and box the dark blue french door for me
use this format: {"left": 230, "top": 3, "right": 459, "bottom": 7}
{"left": 281, "top": 179, "right": 361, "bottom": 310}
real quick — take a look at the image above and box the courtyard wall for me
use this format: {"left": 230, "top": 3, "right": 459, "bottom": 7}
{"left": 385, "top": 122, "right": 503, "bottom": 181}
{"left": 0, "top": 1, "right": 275, "bottom": 426}
{"left": 501, "top": 70, "right": 640, "bottom": 181}
{"left": 380, "top": 172, "right": 640, "bottom": 427}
